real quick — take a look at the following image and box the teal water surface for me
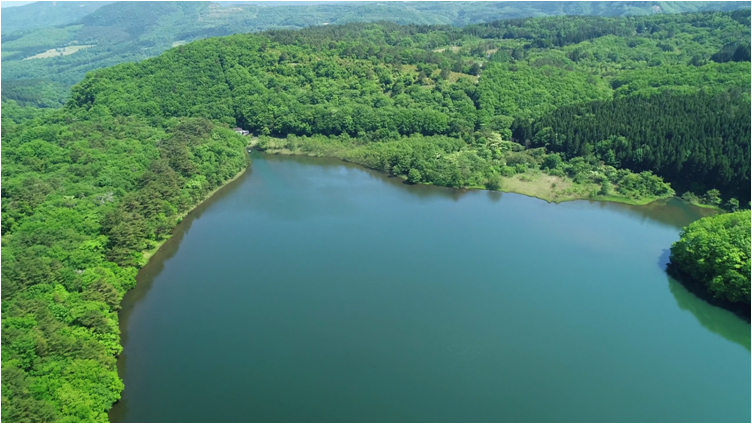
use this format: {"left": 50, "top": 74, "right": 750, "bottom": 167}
{"left": 110, "top": 153, "right": 750, "bottom": 423}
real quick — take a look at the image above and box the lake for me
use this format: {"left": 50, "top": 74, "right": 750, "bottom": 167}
{"left": 110, "top": 153, "right": 750, "bottom": 423}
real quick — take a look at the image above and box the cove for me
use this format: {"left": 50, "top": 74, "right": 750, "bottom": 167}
{"left": 110, "top": 153, "right": 750, "bottom": 423}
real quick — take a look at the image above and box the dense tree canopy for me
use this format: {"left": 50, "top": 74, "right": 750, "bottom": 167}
{"left": 670, "top": 211, "right": 751, "bottom": 309}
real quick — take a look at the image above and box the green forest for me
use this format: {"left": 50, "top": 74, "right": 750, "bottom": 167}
{"left": 2, "top": 1, "right": 750, "bottom": 106}
{"left": 2, "top": 7, "right": 751, "bottom": 423}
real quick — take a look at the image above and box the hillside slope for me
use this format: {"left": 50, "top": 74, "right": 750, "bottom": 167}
{"left": 2, "top": 0, "right": 750, "bottom": 106}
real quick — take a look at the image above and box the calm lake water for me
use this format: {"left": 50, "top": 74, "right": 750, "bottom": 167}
{"left": 110, "top": 153, "right": 750, "bottom": 423}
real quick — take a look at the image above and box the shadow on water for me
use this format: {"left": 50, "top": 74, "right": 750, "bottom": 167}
{"left": 109, "top": 167, "right": 251, "bottom": 422}
{"left": 658, "top": 249, "right": 751, "bottom": 351}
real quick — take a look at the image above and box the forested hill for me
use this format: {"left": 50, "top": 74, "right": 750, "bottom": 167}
{"left": 69, "top": 10, "right": 751, "bottom": 202}
{"left": 2, "top": 1, "right": 751, "bottom": 107}
{"left": 2, "top": 10, "right": 751, "bottom": 423}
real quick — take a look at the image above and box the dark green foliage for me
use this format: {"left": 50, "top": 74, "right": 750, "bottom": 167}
{"left": 670, "top": 211, "right": 751, "bottom": 306}
{"left": 513, "top": 90, "right": 751, "bottom": 203}
{"left": 711, "top": 42, "right": 752, "bottom": 63}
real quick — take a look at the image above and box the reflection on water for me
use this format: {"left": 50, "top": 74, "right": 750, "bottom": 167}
{"left": 487, "top": 190, "right": 503, "bottom": 203}
{"left": 111, "top": 167, "right": 251, "bottom": 419}
{"left": 264, "top": 153, "right": 717, "bottom": 227}
{"left": 593, "top": 197, "right": 717, "bottom": 229}
{"left": 658, "top": 245, "right": 751, "bottom": 349}
{"left": 262, "top": 153, "right": 477, "bottom": 203}
{"left": 668, "top": 275, "right": 751, "bottom": 351}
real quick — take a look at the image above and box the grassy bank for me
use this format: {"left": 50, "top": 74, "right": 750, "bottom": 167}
{"left": 684, "top": 199, "right": 725, "bottom": 211}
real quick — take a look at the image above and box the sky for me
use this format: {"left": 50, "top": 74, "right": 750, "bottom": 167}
{"left": 2, "top": 1, "right": 36, "bottom": 8}
{"left": 0, "top": 0, "right": 347, "bottom": 8}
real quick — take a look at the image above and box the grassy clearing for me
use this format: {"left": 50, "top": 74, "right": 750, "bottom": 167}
{"left": 433, "top": 46, "right": 462, "bottom": 53}
{"left": 500, "top": 172, "right": 672, "bottom": 205}
{"left": 23, "top": 45, "right": 94, "bottom": 60}
{"left": 447, "top": 71, "right": 478, "bottom": 83}
{"left": 501, "top": 172, "right": 584, "bottom": 203}
{"left": 592, "top": 194, "right": 666, "bottom": 206}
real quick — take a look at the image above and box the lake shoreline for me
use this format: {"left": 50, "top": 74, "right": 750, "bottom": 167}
{"left": 109, "top": 158, "right": 250, "bottom": 419}
{"left": 258, "top": 146, "right": 679, "bottom": 208}
{"left": 666, "top": 263, "right": 751, "bottom": 322}
{"left": 138, "top": 164, "right": 250, "bottom": 266}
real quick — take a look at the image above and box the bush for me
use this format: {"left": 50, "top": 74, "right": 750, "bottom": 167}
{"left": 600, "top": 180, "right": 613, "bottom": 196}
{"left": 703, "top": 188, "right": 722, "bottom": 205}
{"left": 500, "top": 166, "right": 516, "bottom": 177}
{"left": 485, "top": 174, "right": 503, "bottom": 190}
{"left": 407, "top": 168, "right": 422, "bottom": 184}
{"left": 542, "top": 153, "right": 563, "bottom": 170}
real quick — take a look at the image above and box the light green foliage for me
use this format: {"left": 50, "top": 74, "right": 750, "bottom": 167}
{"left": 407, "top": 168, "right": 422, "bottom": 184}
{"left": 612, "top": 62, "right": 750, "bottom": 98}
{"left": 670, "top": 211, "right": 751, "bottom": 304}
{"left": 485, "top": 174, "right": 503, "bottom": 191}
{"left": 60, "top": 10, "right": 749, "bottom": 205}
{"left": 478, "top": 61, "right": 612, "bottom": 120}
{"left": 1, "top": 108, "right": 248, "bottom": 422}
{"left": 704, "top": 189, "right": 722, "bottom": 205}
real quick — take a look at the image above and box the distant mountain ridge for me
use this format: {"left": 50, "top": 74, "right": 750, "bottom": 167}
{"left": 0, "top": 1, "right": 114, "bottom": 34}
{"left": 2, "top": 1, "right": 750, "bottom": 107}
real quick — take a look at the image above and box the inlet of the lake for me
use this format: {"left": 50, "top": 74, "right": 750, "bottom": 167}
{"left": 110, "top": 153, "right": 750, "bottom": 423}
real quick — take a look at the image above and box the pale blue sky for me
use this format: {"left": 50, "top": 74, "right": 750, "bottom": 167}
{"left": 1, "top": 0, "right": 347, "bottom": 7}
{"left": 2, "top": 1, "right": 37, "bottom": 8}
